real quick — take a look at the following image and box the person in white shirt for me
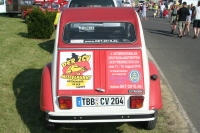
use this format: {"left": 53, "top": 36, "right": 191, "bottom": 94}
{"left": 160, "top": 2, "right": 166, "bottom": 18}
{"left": 192, "top": 1, "right": 200, "bottom": 39}
{"left": 183, "top": 5, "right": 192, "bottom": 35}
{"left": 140, "top": 3, "right": 148, "bottom": 20}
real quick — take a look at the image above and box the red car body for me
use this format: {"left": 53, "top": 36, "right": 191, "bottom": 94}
{"left": 40, "top": 7, "right": 162, "bottom": 130}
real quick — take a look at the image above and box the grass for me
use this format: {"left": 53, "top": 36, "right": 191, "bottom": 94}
{"left": 0, "top": 14, "right": 190, "bottom": 133}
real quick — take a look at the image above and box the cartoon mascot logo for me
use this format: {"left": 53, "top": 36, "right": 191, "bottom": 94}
{"left": 61, "top": 53, "right": 92, "bottom": 88}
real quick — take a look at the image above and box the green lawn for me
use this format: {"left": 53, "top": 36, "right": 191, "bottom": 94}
{"left": 0, "top": 14, "right": 190, "bottom": 133}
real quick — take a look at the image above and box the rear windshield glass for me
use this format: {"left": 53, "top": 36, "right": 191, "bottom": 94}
{"left": 63, "top": 22, "right": 136, "bottom": 44}
{"left": 69, "top": 0, "right": 115, "bottom": 7}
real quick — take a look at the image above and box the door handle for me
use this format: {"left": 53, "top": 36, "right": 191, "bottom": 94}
{"left": 96, "top": 88, "right": 105, "bottom": 92}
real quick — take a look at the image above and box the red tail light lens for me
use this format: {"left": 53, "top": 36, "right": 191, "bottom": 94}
{"left": 130, "top": 96, "right": 144, "bottom": 109}
{"left": 58, "top": 97, "right": 72, "bottom": 109}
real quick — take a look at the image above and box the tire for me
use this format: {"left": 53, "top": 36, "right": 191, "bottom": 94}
{"left": 144, "top": 118, "right": 157, "bottom": 130}
{"left": 45, "top": 121, "right": 57, "bottom": 131}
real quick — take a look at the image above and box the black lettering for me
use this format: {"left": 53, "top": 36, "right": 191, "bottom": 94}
{"left": 128, "top": 90, "right": 143, "bottom": 93}
{"left": 115, "top": 98, "right": 119, "bottom": 104}
{"left": 100, "top": 98, "right": 104, "bottom": 105}
{"left": 105, "top": 98, "right": 109, "bottom": 105}
{"left": 86, "top": 98, "right": 90, "bottom": 105}
{"left": 82, "top": 98, "right": 85, "bottom": 105}
{"left": 111, "top": 98, "right": 115, "bottom": 104}
{"left": 82, "top": 56, "right": 87, "bottom": 61}
{"left": 91, "top": 98, "right": 95, "bottom": 105}
{"left": 120, "top": 97, "right": 124, "bottom": 104}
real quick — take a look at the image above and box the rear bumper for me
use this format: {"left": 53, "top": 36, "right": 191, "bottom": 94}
{"left": 45, "top": 109, "right": 158, "bottom": 123}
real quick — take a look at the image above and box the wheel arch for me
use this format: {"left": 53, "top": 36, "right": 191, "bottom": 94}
{"left": 148, "top": 61, "right": 162, "bottom": 110}
{"left": 40, "top": 63, "right": 54, "bottom": 112}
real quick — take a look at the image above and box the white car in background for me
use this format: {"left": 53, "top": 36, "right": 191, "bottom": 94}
{"left": 123, "top": 2, "right": 133, "bottom": 7}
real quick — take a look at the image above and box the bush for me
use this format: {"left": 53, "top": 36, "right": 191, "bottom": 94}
{"left": 26, "top": 7, "right": 57, "bottom": 39}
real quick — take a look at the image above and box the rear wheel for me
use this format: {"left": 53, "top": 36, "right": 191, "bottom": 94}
{"left": 144, "top": 118, "right": 157, "bottom": 130}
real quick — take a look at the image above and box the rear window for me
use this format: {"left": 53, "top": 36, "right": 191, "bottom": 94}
{"left": 69, "top": 0, "right": 115, "bottom": 7}
{"left": 63, "top": 22, "right": 136, "bottom": 44}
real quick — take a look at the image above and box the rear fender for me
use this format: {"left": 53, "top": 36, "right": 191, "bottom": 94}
{"left": 148, "top": 61, "right": 162, "bottom": 110}
{"left": 40, "top": 63, "right": 54, "bottom": 112}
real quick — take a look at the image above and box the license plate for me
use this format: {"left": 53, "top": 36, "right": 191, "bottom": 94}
{"left": 76, "top": 96, "right": 125, "bottom": 107}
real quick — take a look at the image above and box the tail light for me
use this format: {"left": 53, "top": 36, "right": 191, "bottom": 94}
{"left": 130, "top": 96, "right": 144, "bottom": 109}
{"left": 58, "top": 97, "right": 72, "bottom": 109}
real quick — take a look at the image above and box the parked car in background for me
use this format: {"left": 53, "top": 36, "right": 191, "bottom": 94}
{"left": 54, "top": 0, "right": 123, "bottom": 28}
{"left": 123, "top": 2, "right": 132, "bottom": 7}
{"left": 40, "top": 7, "right": 162, "bottom": 131}
{"left": 122, "top": 0, "right": 135, "bottom": 7}
{"left": 67, "top": 0, "right": 123, "bottom": 7}
{"left": 22, "top": 0, "right": 68, "bottom": 28}
{"left": 22, "top": 1, "right": 59, "bottom": 20}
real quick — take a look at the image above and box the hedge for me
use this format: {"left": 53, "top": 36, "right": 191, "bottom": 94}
{"left": 26, "top": 7, "right": 57, "bottom": 39}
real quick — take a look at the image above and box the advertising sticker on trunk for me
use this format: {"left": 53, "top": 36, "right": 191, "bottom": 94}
{"left": 59, "top": 51, "right": 93, "bottom": 90}
{"left": 107, "top": 50, "right": 144, "bottom": 93}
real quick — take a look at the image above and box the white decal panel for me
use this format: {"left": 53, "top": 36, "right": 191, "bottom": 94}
{"left": 59, "top": 51, "right": 93, "bottom": 90}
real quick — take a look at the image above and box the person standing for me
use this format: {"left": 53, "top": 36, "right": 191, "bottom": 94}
{"left": 160, "top": 2, "right": 166, "bottom": 18}
{"left": 148, "top": 2, "right": 153, "bottom": 10}
{"left": 167, "top": 3, "right": 171, "bottom": 10}
{"left": 170, "top": 3, "right": 179, "bottom": 34}
{"left": 177, "top": 2, "right": 190, "bottom": 38}
{"left": 183, "top": 5, "right": 192, "bottom": 35}
{"left": 192, "top": 1, "right": 200, "bottom": 39}
{"left": 137, "top": 4, "right": 142, "bottom": 13}
{"left": 140, "top": 3, "right": 148, "bottom": 20}
{"left": 157, "top": 6, "right": 161, "bottom": 18}
{"left": 153, "top": 3, "right": 158, "bottom": 17}
{"left": 163, "top": 8, "right": 169, "bottom": 18}
{"left": 191, "top": 3, "right": 196, "bottom": 23}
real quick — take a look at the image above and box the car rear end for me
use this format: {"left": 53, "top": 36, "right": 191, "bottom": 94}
{"left": 41, "top": 7, "right": 162, "bottom": 130}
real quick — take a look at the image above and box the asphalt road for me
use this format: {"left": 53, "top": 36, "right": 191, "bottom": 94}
{"left": 140, "top": 10, "right": 200, "bottom": 132}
